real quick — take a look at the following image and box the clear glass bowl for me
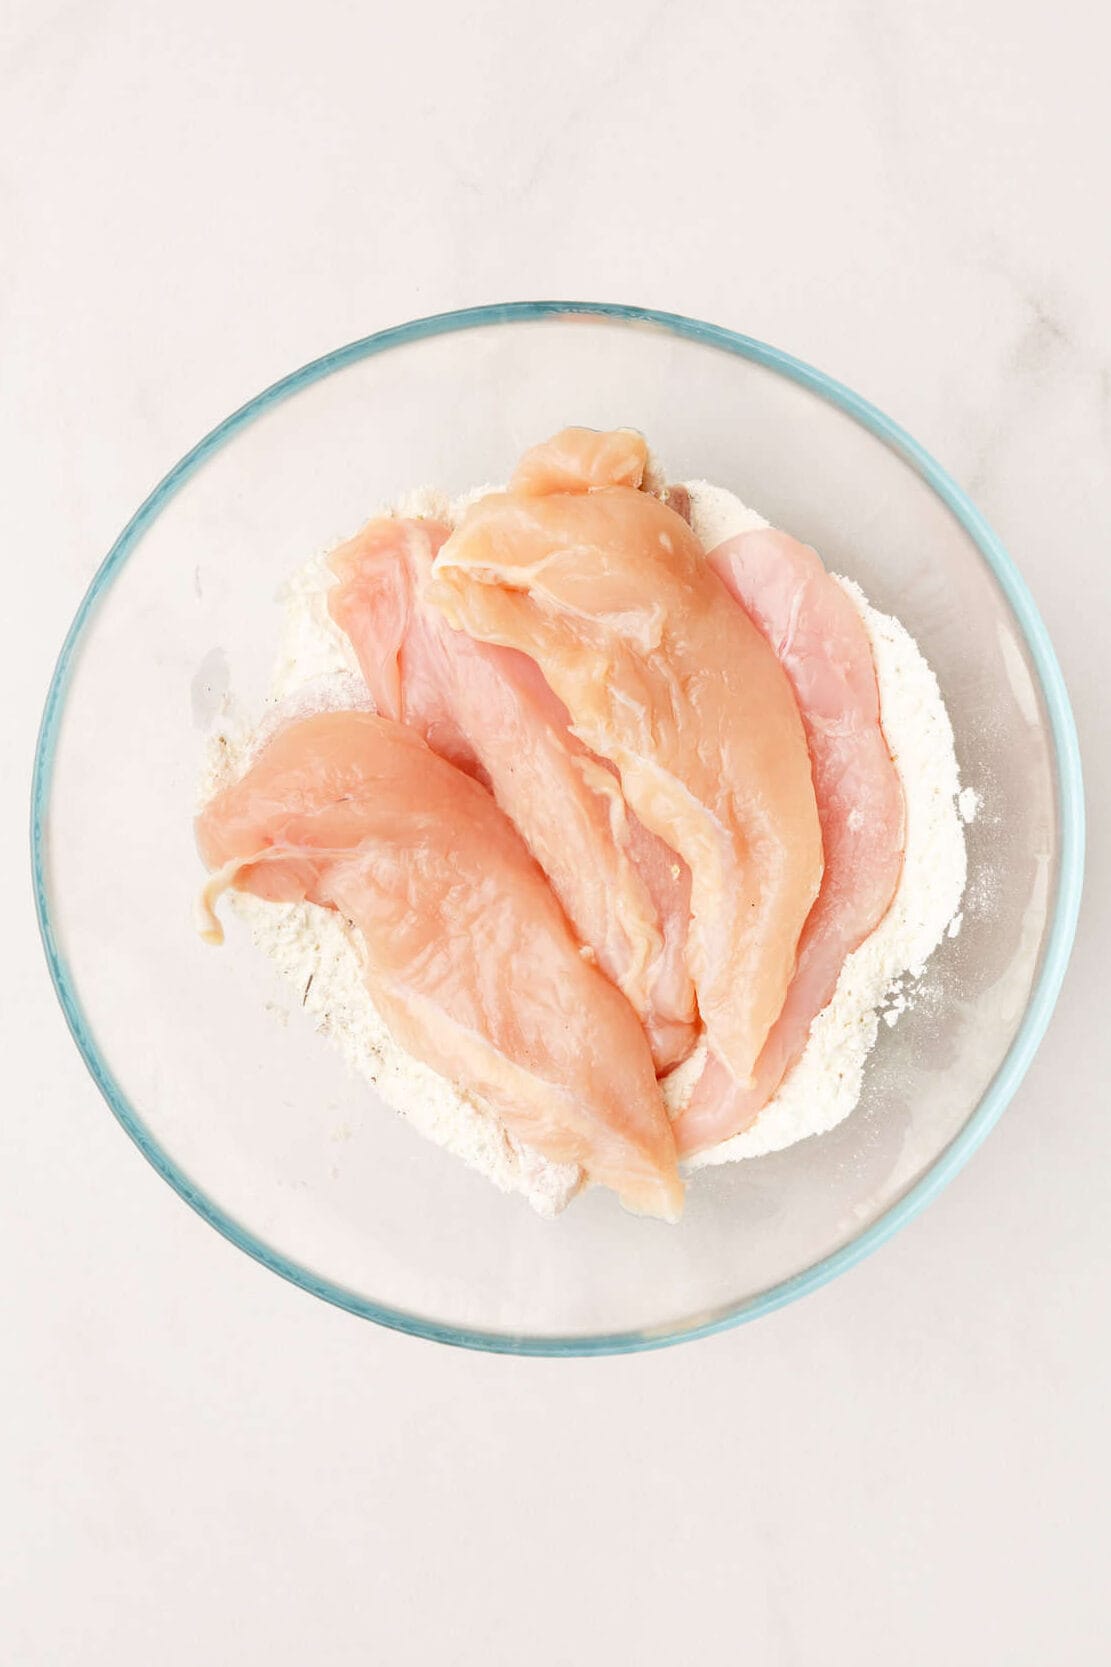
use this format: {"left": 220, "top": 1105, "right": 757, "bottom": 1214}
{"left": 32, "top": 304, "right": 1084, "bottom": 1354}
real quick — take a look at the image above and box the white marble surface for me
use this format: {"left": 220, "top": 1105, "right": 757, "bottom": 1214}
{"left": 3, "top": 2, "right": 1108, "bottom": 1661}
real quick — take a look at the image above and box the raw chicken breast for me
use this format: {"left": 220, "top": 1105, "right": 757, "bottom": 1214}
{"left": 510, "top": 426, "right": 649, "bottom": 495}
{"left": 196, "top": 710, "right": 683, "bottom": 1220}
{"left": 428, "top": 433, "right": 824, "bottom": 1089}
{"left": 673, "top": 528, "right": 906, "bottom": 1154}
{"left": 327, "top": 515, "right": 696, "bottom": 1072}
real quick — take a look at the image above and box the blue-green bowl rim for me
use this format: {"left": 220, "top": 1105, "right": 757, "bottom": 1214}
{"left": 30, "top": 301, "right": 1085, "bottom": 1356}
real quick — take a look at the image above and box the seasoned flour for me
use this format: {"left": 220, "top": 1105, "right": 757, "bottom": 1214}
{"left": 201, "top": 481, "right": 971, "bottom": 1213}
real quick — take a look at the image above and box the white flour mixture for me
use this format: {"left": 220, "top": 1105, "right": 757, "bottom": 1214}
{"left": 202, "top": 480, "right": 971, "bottom": 1215}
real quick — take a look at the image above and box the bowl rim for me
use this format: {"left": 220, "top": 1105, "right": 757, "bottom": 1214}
{"left": 30, "top": 301, "right": 1086, "bottom": 1356}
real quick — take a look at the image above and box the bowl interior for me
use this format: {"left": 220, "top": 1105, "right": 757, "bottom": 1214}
{"left": 37, "top": 309, "right": 1074, "bottom": 1349}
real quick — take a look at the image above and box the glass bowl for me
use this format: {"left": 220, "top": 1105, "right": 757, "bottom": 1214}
{"left": 32, "top": 304, "right": 1084, "bottom": 1354}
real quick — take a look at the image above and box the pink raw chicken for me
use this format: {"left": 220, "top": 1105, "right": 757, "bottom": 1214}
{"left": 428, "top": 431, "right": 824, "bottom": 1090}
{"left": 327, "top": 514, "right": 697, "bottom": 1073}
{"left": 673, "top": 527, "right": 906, "bottom": 1156}
{"left": 196, "top": 710, "right": 683, "bottom": 1220}
{"left": 510, "top": 425, "right": 650, "bottom": 495}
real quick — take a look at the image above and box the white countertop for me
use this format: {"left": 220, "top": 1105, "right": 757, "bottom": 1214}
{"left": 3, "top": 2, "right": 1108, "bottom": 1661}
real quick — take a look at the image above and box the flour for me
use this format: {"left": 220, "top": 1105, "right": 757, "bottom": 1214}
{"left": 958, "top": 787, "right": 981, "bottom": 824}
{"left": 202, "top": 476, "right": 971, "bottom": 1213}
{"left": 680, "top": 480, "right": 769, "bottom": 549}
{"left": 224, "top": 890, "right": 581, "bottom": 1217}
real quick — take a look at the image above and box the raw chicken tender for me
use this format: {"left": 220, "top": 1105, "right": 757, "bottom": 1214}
{"left": 675, "top": 527, "right": 906, "bottom": 1154}
{"left": 197, "top": 711, "right": 683, "bottom": 1219}
{"left": 428, "top": 432, "right": 824, "bottom": 1089}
